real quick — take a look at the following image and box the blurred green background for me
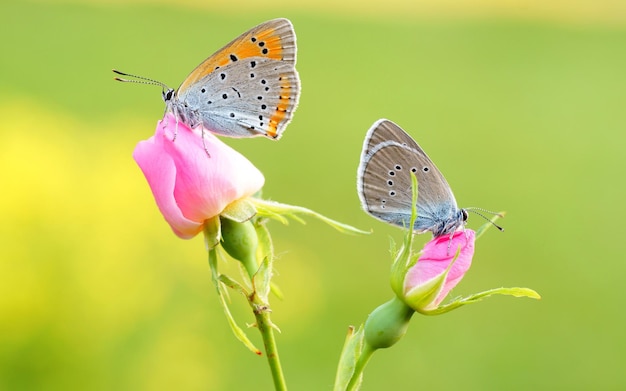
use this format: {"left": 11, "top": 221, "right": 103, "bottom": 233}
{"left": 2, "top": 0, "right": 625, "bottom": 389}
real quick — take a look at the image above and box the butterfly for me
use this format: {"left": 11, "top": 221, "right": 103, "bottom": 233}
{"left": 357, "top": 119, "right": 502, "bottom": 237}
{"left": 114, "top": 18, "right": 300, "bottom": 140}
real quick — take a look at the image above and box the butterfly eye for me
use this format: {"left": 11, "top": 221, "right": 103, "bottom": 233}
{"left": 462, "top": 209, "right": 469, "bottom": 221}
{"left": 163, "top": 89, "right": 174, "bottom": 102}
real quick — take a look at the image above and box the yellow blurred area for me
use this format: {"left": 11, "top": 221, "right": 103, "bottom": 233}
{"left": 0, "top": 102, "right": 221, "bottom": 387}
{"left": 0, "top": 101, "right": 162, "bottom": 338}
{"left": 35, "top": 0, "right": 626, "bottom": 24}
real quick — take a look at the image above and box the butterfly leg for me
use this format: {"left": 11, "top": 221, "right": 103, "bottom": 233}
{"left": 446, "top": 231, "right": 455, "bottom": 255}
{"left": 162, "top": 113, "right": 179, "bottom": 142}
{"left": 201, "top": 127, "right": 211, "bottom": 158}
{"left": 172, "top": 117, "right": 179, "bottom": 142}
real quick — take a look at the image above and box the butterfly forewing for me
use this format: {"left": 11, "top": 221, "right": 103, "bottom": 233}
{"left": 178, "top": 18, "right": 297, "bottom": 92}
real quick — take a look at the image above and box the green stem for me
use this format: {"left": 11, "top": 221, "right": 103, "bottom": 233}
{"left": 205, "top": 218, "right": 287, "bottom": 391}
{"left": 215, "top": 218, "right": 287, "bottom": 390}
{"left": 345, "top": 297, "right": 414, "bottom": 390}
{"left": 251, "top": 294, "right": 287, "bottom": 391}
{"left": 346, "top": 344, "right": 374, "bottom": 391}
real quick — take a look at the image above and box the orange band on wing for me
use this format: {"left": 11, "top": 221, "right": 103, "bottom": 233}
{"left": 179, "top": 24, "right": 288, "bottom": 92}
{"left": 266, "top": 74, "right": 292, "bottom": 138}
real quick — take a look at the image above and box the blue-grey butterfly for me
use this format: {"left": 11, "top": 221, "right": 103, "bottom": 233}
{"left": 114, "top": 18, "right": 300, "bottom": 140}
{"left": 357, "top": 119, "right": 502, "bottom": 237}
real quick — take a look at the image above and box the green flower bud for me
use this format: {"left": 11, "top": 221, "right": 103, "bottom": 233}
{"left": 364, "top": 296, "right": 414, "bottom": 350}
{"left": 220, "top": 217, "right": 258, "bottom": 277}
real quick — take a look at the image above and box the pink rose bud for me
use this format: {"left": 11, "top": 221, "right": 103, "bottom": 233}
{"left": 133, "top": 114, "right": 265, "bottom": 239}
{"left": 403, "top": 230, "right": 475, "bottom": 311}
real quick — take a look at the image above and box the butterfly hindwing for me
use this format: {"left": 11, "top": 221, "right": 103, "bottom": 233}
{"left": 177, "top": 59, "right": 299, "bottom": 138}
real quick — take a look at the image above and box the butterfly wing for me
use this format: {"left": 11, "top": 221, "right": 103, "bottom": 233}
{"left": 357, "top": 119, "right": 463, "bottom": 236}
{"left": 175, "top": 18, "right": 300, "bottom": 139}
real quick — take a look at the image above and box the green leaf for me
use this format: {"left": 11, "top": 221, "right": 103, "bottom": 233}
{"left": 270, "top": 281, "right": 284, "bottom": 301}
{"left": 251, "top": 198, "right": 370, "bottom": 235}
{"left": 218, "top": 274, "right": 250, "bottom": 297}
{"left": 254, "top": 219, "right": 284, "bottom": 300}
{"left": 203, "top": 216, "right": 221, "bottom": 250}
{"left": 253, "top": 256, "right": 272, "bottom": 304}
{"left": 208, "top": 249, "right": 261, "bottom": 355}
{"left": 333, "top": 325, "right": 364, "bottom": 391}
{"left": 419, "top": 287, "right": 541, "bottom": 315}
{"left": 255, "top": 221, "right": 273, "bottom": 268}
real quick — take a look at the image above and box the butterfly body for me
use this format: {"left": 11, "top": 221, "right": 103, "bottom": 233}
{"left": 357, "top": 119, "right": 468, "bottom": 237}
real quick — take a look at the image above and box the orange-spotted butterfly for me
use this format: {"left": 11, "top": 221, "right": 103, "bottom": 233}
{"left": 114, "top": 18, "right": 300, "bottom": 139}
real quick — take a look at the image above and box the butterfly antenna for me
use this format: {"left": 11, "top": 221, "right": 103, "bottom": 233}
{"left": 465, "top": 207, "right": 504, "bottom": 232}
{"left": 466, "top": 207, "right": 504, "bottom": 218}
{"left": 112, "top": 69, "right": 169, "bottom": 90}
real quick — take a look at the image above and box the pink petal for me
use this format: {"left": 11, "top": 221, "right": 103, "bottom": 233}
{"left": 133, "top": 127, "right": 203, "bottom": 239}
{"left": 404, "top": 230, "right": 475, "bottom": 308}
{"left": 133, "top": 114, "right": 265, "bottom": 239}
